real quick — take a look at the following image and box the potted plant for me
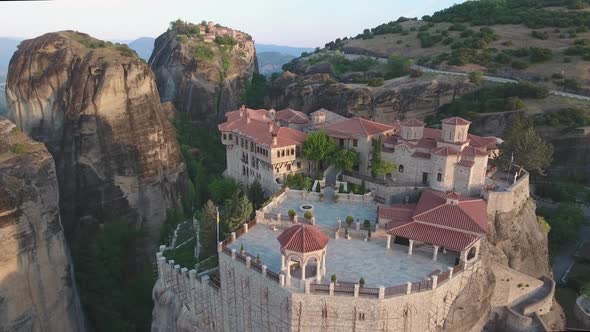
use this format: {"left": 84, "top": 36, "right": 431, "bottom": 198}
{"left": 331, "top": 274, "right": 337, "bottom": 284}
{"left": 304, "top": 210, "right": 313, "bottom": 220}
{"left": 367, "top": 228, "right": 371, "bottom": 241}
{"left": 240, "top": 244, "right": 245, "bottom": 254}
{"left": 334, "top": 194, "right": 339, "bottom": 201}
{"left": 319, "top": 193, "right": 325, "bottom": 201}
{"left": 256, "top": 254, "right": 261, "bottom": 264}
{"left": 363, "top": 219, "right": 371, "bottom": 229}
{"left": 345, "top": 227, "right": 350, "bottom": 240}
{"left": 359, "top": 277, "right": 365, "bottom": 288}
{"left": 288, "top": 209, "right": 296, "bottom": 221}
{"left": 346, "top": 215, "right": 354, "bottom": 228}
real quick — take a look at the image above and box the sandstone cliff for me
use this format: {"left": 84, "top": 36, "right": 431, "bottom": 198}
{"left": 268, "top": 71, "right": 476, "bottom": 121}
{"left": 6, "top": 31, "right": 187, "bottom": 242}
{"left": 0, "top": 117, "right": 86, "bottom": 332}
{"left": 149, "top": 21, "right": 257, "bottom": 124}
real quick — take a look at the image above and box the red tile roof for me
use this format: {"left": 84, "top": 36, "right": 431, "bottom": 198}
{"left": 457, "top": 160, "right": 475, "bottom": 168}
{"left": 411, "top": 151, "right": 431, "bottom": 159}
{"left": 401, "top": 119, "right": 425, "bottom": 127}
{"left": 468, "top": 134, "right": 499, "bottom": 150}
{"left": 378, "top": 204, "right": 415, "bottom": 229}
{"left": 218, "top": 108, "right": 307, "bottom": 148}
{"left": 385, "top": 189, "right": 488, "bottom": 251}
{"left": 277, "top": 224, "right": 329, "bottom": 253}
{"left": 442, "top": 117, "right": 471, "bottom": 125}
{"left": 276, "top": 109, "right": 309, "bottom": 124}
{"left": 461, "top": 146, "right": 488, "bottom": 157}
{"left": 388, "top": 222, "right": 479, "bottom": 252}
{"left": 432, "top": 146, "right": 460, "bottom": 156}
{"left": 325, "top": 118, "right": 394, "bottom": 137}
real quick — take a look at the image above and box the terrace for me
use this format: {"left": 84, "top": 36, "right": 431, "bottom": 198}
{"left": 227, "top": 191, "right": 458, "bottom": 289}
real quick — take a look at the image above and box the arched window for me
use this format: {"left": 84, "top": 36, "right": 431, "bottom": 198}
{"left": 398, "top": 165, "right": 404, "bottom": 173}
{"left": 437, "top": 173, "right": 442, "bottom": 182}
{"left": 467, "top": 246, "right": 477, "bottom": 260}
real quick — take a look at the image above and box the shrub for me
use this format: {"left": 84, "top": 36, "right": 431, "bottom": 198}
{"left": 531, "top": 30, "right": 549, "bottom": 40}
{"left": 346, "top": 215, "right": 354, "bottom": 227}
{"left": 304, "top": 211, "right": 313, "bottom": 219}
{"left": 529, "top": 47, "right": 553, "bottom": 63}
{"left": 562, "top": 78, "right": 582, "bottom": 91}
{"left": 410, "top": 68, "right": 423, "bottom": 78}
{"left": 288, "top": 209, "right": 296, "bottom": 218}
{"left": 194, "top": 44, "right": 214, "bottom": 60}
{"left": 367, "top": 77, "right": 384, "bottom": 87}
{"left": 359, "top": 277, "right": 365, "bottom": 287}
{"left": 10, "top": 143, "right": 27, "bottom": 154}
{"left": 177, "top": 35, "right": 189, "bottom": 44}
{"left": 331, "top": 274, "right": 337, "bottom": 283}
{"left": 511, "top": 60, "right": 529, "bottom": 69}
{"left": 363, "top": 220, "right": 371, "bottom": 229}
{"left": 469, "top": 71, "right": 484, "bottom": 85}
{"left": 214, "top": 35, "right": 237, "bottom": 46}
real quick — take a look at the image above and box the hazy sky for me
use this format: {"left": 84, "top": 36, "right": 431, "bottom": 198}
{"left": 1, "top": 0, "right": 463, "bottom": 47}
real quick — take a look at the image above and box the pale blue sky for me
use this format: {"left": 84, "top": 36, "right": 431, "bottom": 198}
{"left": 1, "top": 0, "right": 464, "bottom": 47}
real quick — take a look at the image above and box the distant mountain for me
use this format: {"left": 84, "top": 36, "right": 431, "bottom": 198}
{"left": 257, "top": 51, "right": 295, "bottom": 75}
{"left": 0, "top": 37, "right": 21, "bottom": 76}
{"left": 255, "top": 44, "right": 314, "bottom": 57}
{"left": 128, "top": 37, "right": 155, "bottom": 61}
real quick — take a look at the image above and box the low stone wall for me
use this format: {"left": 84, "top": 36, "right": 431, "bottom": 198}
{"left": 342, "top": 174, "right": 425, "bottom": 204}
{"left": 574, "top": 295, "right": 590, "bottom": 329}
{"left": 522, "top": 277, "right": 554, "bottom": 316}
{"left": 490, "top": 261, "right": 544, "bottom": 307}
{"left": 484, "top": 170, "right": 530, "bottom": 215}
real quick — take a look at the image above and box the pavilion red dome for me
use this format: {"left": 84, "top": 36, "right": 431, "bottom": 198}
{"left": 277, "top": 224, "right": 329, "bottom": 253}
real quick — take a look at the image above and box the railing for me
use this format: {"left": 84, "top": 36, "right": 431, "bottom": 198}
{"left": 358, "top": 287, "right": 380, "bottom": 298}
{"left": 266, "top": 270, "right": 280, "bottom": 282}
{"left": 438, "top": 271, "right": 450, "bottom": 285}
{"left": 236, "top": 252, "right": 247, "bottom": 263}
{"left": 333, "top": 284, "right": 355, "bottom": 295}
{"left": 310, "top": 283, "right": 330, "bottom": 294}
{"left": 384, "top": 284, "right": 407, "bottom": 297}
{"left": 251, "top": 261, "right": 263, "bottom": 272}
{"left": 411, "top": 279, "right": 432, "bottom": 292}
{"left": 454, "top": 262, "right": 465, "bottom": 274}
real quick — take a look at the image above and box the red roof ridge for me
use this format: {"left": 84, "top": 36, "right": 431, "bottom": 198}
{"left": 442, "top": 117, "right": 471, "bottom": 125}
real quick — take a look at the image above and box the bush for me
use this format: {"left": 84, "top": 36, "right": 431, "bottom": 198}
{"left": 511, "top": 60, "right": 529, "bottom": 69}
{"left": 10, "top": 143, "right": 28, "bottom": 154}
{"left": 214, "top": 35, "right": 237, "bottom": 46}
{"left": 384, "top": 55, "right": 412, "bottom": 79}
{"left": 331, "top": 274, "right": 337, "bottom": 283}
{"left": 531, "top": 30, "right": 549, "bottom": 40}
{"left": 529, "top": 47, "right": 553, "bottom": 63}
{"left": 469, "top": 71, "right": 484, "bottom": 85}
{"left": 194, "top": 44, "right": 214, "bottom": 60}
{"left": 304, "top": 211, "right": 313, "bottom": 219}
{"left": 288, "top": 209, "right": 296, "bottom": 218}
{"left": 561, "top": 78, "right": 582, "bottom": 91}
{"left": 359, "top": 277, "right": 365, "bottom": 287}
{"left": 346, "top": 215, "right": 354, "bottom": 227}
{"left": 410, "top": 68, "right": 423, "bottom": 78}
{"left": 363, "top": 220, "right": 371, "bottom": 229}
{"left": 367, "top": 77, "right": 384, "bottom": 87}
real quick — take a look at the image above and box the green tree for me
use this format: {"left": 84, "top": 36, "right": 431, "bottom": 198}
{"left": 302, "top": 130, "right": 337, "bottom": 175}
{"left": 222, "top": 192, "right": 253, "bottom": 235}
{"left": 469, "top": 71, "right": 484, "bottom": 85}
{"left": 384, "top": 55, "right": 412, "bottom": 79}
{"left": 240, "top": 73, "right": 269, "bottom": 109}
{"left": 372, "top": 136, "right": 383, "bottom": 166}
{"left": 371, "top": 160, "right": 398, "bottom": 180}
{"left": 330, "top": 149, "right": 360, "bottom": 171}
{"left": 208, "top": 177, "right": 240, "bottom": 205}
{"left": 199, "top": 200, "right": 218, "bottom": 258}
{"left": 497, "top": 117, "right": 553, "bottom": 174}
{"left": 247, "top": 179, "right": 266, "bottom": 210}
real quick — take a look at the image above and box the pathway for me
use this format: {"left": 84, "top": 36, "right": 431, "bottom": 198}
{"left": 412, "top": 65, "right": 590, "bottom": 101}
{"left": 324, "top": 165, "right": 339, "bottom": 188}
{"left": 512, "top": 277, "right": 553, "bottom": 314}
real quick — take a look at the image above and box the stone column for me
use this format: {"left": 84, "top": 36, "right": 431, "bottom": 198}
{"left": 217, "top": 242, "right": 223, "bottom": 253}
{"left": 244, "top": 223, "right": 249, "bottom": 233}
{"left": 305, "top": 280, "right": 311, "bottom": 294}
{"left": 262, "top": 265, "right": 267, "bottom": 276}
{"left": 408, "top": 240, "right": 414, "bottom": 255}
{"left": 286, "top": 262, "right": 291, "bottom": 286}
{"left": 386, "top": 235, "right": 391, "bottom": 249}
{"left": 354, "top": 284, "right": 360, "bottom": 298}
{"left": 231, "top": 249, "right": 236, "bottom": 259}
{"left": 316, "top": 263, "right": 321, "bottom": 282}
{"left": 294, "top": 215, "right": 298, "bottom": 223}
{"left": 432, "top": 245, "right": 440, "bottom": 261}
{"left": 277, "top": 212, "right": 281, "bottom": 222}
{"left": 337, "top": 219, "right": 342, "bottom": 229}
{"left": 329, "top": 282, "right": 334, "bottom": 296}
{"left": 281, "top": 254, "right": 286, "bottom": 271}
{"left": 322, "top": 251, "right": 326, "bottom": 275}
{"left": 448, "top": 267, "right": 454, "bottom": 279}
{"left": 246, "top": 256, "right": 251, "bottom": 268}
{"left": 231, "top": 232, "right": 236, "bottom": 241}
{"left": 406, "top": 282, "right": 412, "bottom": 295}
{"left": 280, "top": 273, "right": 285, "bottom": 287}
{"left": 379, "top": 286, "right": 385, "bottom": 300}
{"left": 432, "top": 275, "right": 438, "bottom": 289}
{"left": 301, "top": 262, "right": 306, "bottom": 281}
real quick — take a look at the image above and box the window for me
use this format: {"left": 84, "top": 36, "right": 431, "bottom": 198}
{"left": 353, "top": 139, "right": 358, "bottom": 147}
{"left": 322, "top": 308, "right": 328, "bottom": 318}
{"left": 398, "top": 165, "right": 404, "bottom": 173}
{"left": 287, "top": 164, "right": 291, "bottom": 171}
{"left": 291, "top": 148, "right": 295, "bottom": 155}
{"left": 223, "top": 133, "right": 227, "bottom": 140}
{"left": 277, "top": 150, "right": 280, "bottom": 158}
{"left": 437, "top": 173, "right": 442, "bottom": 182}
{"left": 281, "top": 150, "right": 285, "bottom": 157}
{"left": 339, "top": 138, "right": 344, "bottom": 147}
{"left": 297, "top": 162, "right": 301, "bottom": 169}
{"left": 229, "top": 134, "right": 232, "bottom": 140}
{"left": 358, "top": 313, "right": 365, "bottom": 321}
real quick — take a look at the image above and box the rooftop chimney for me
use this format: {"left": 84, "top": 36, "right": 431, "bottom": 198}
{"left": 240, "top": 105, "right": 246, "bottom": 118}
{"left": 246, "top": 110, "right": 251, "bottom": 124}
{"left": 268, "top": 121, "right": 274, "bottom": 132}
{"left": 272, "top": 134, "right": 278, "bottom": 146}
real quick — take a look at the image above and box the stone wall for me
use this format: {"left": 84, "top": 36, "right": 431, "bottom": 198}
{"left": 574, "top": 295, "right": 590, "bottom": 329}
{"left": 342, "top": 173, "right": 425, "bottom": 204}
{"left": 483, "top": 170, "right": 530, "bottom": 215}
{"left": 490, "top": 262, "right": 543, "bottom": 307}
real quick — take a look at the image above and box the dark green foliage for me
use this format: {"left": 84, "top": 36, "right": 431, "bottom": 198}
{"left": 535, "top": 176, "right": 590, "bottom": 204}
{"left": 346, "top": 216, "right": 354, "bottom": 227}
{"left": 383, "top": 55, "right": 412, "bottom": 79}
{"left": 307, "top": 53, "right": 378, "bottom": 75}
{"left": 159, "top": 209, "right": 185, "bottom": 244}
{"left": 74, "top": 221, "right": 154, "bottom": 331}
{"left": 284, "top": 174, "right": 313, "bottom": 191}
{"left": 497, "top": 116, "right": 553, "bottom": 174}
{"left": 288, "top": 209, "right": 296, "bottom": 218}
{"left": 511, "top": 60, "right": 529, "bottom": 69}
{"left": 529, "top": 47, "right": 553, "bottom": 62}
{"left": 302, "top": 130, "right": 337, "bottom": 170}
{"left": 430, "top": 0, "right": 590, "bottom": 29}
{"left": 533, "top": 108, "right": 590, "bottom": 127}
{"left": 538, "top": 203, "right": 585, "bottom": 250}
{"left": 194, "top": 44, "right": 214, "bottom": 60}
{"left": 531, "top": 30, "right": 550, "bottom": 40}
{"left": 330, "top": 149, "right": 360, "bottom": 171}
{"left": 221, "top": 192, "right": 253, "bottom": 236}
{"left": 247, "top": 180, "right": 266, "bottom": 211}
{"left": 560, "top": 78, "right": 582, "bottom": 90}
{"left": 430, "top": 82, "right": 548, "bottom": 123}
{"left": 367, "top": 77, "right": 384, "bottom": 87}
{"left": 215, "top": 35, "right": 237, "bottom": 46}
{"left": 199, "top": 200, "right": 218, "bottom": 258}
{"left": 363, "top": 220, "right": 371, "bottom": 229}
{"left": 208, "top": 178, "right": 240, "bottom": 205}
{"left": 304, "top": 211, "right": 313, "bottom": 219}
{"left": 240, "top": 73, "right": 269, "bottom": 109}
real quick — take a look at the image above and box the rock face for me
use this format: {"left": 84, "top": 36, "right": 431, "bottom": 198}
{"left": 0, "top": 117, "right": 86, "bottom": 332}
{"left": 268, "top": 71, "right": 476, "bottom": 121}
{"left": 6, "top": 31, "right": 187, "bottom": 241}
{"left": 149, "top": 22, "right": 257, "bottom": 124}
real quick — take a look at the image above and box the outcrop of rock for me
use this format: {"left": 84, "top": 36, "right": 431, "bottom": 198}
{"left": 6, "top": 31, "right": 187, "bottom": 242}
{"left": 149, "top": 21, "right": 257, "bottom": 124}
{"left": 268, "top": 71, "right": 476, "bottom": 121}
{"left": 0, "top": 117, "right": 86, "bottom": 332}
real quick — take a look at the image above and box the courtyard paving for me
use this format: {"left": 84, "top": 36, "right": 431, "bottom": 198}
{"left": 227, "top": 225, "right": 456, "bottom": 288}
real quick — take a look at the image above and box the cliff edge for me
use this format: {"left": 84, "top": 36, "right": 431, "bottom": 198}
{"left": 0, "top": 117, "right": 86, "bottom": 332}
{"left": 6, "top": 31, "right": 187, "bottom": 242}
